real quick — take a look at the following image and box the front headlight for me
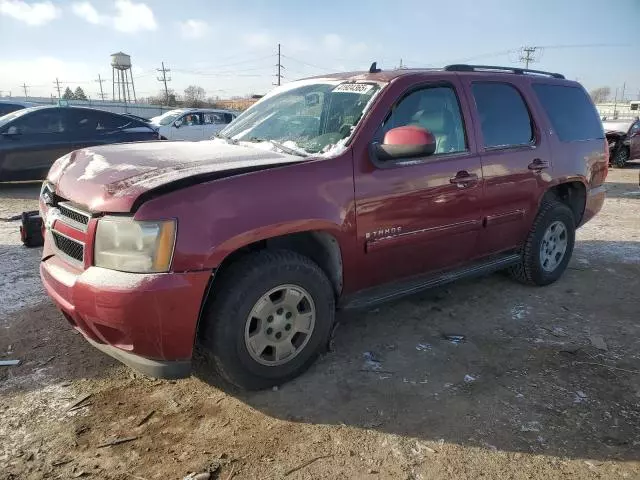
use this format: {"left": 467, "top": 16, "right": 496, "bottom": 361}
{"left": 94, "top": 216, "right": 176, "bottom": 273}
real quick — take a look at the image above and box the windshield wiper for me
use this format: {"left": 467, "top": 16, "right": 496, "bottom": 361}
{"left": 248, "top": 137, "right": 309, "bottom": 158}
{"left": 214, "top": 132, "right": 238, "bottom": 144}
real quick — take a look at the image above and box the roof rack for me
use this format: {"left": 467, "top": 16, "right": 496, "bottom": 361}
{"left": 444, "top": 64, "right": 565, "bottom": 79}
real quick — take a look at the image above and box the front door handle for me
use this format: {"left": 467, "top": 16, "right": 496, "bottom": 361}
{"left": 528, "top": 158, "right": 550, "bottom": 170}
{"left": 450, "top": 171, "right": 479, "bottom": 187}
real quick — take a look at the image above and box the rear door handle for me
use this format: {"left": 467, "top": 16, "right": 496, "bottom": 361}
{"left": 528, "top": 158, "right": 550, "bottom": 170}
{"left": 449, "top": 171, "right": 479, "bottom": 187}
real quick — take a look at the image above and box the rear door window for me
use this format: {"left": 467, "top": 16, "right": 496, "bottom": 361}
{"left": 532, "top": 84, "right": 604, "bottom": 142}
{"left": 472, "top": 82, "right": 534, "bottom": 148}
{"left": 11, "top": 109, "right": 65, "bottom": 134}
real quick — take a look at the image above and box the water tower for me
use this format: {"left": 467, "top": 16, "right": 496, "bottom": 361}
{"left": 111, "top": 52, "right": 137, "bottom": 103}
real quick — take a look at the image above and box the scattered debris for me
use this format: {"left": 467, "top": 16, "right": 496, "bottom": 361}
{"left": 589, "top": 335, "right": 608, "bottom": 351}
{"left": 359, "top": 369, "right": 395, "bottom": 375}
{"left": 67, "top": 393, "right": 93, "bottom": 412}
{"left": 573, "top": 361, "right": 640, "bottom": 375}
{"left": 521, "top": 421, "right": 542, "bottom": 432}
{"left": 52, "top": 459, "right": 72, "bottom": 467}
{"left": 442, "top": 334, "right": 465, "bottom": 345}
{"left": 97, "top": 436, "right": 138, "bottom": 448}
{"left": 68, "top": 402, "right": 93, "bottom": 413}
{"left": 574, "top": 391, "right": 588, "bottom": 404}
{"left": 183, "top": 473, "right": 211, "bottom": 480}
{"left": 72, "top": 471, "right": 89, "bottom": 478}
{"left": 284, "top": 454, "right": 332, "bottom": 476}
{"left": 511, "top": 305, "right": 530, "bottom": 320}
{"left": 363, "top": 351, "right": 383, "bottom": 371}
{"left": 464, "top": 375, "right": 476, "bottom": 383}
{"left": 40, "top": 355, "right": 56, "bottom": 366}
{"left": 0, "top": 359, "right": 21, "bottom": 366}
{"left": 415, "top": 343, "right": 432, "bottom": 352}
{"left": 272, "top": 386, "right": 279, "bottom": 392}
{"left": 136, "top": 410, "right": 155, "bottom": 427}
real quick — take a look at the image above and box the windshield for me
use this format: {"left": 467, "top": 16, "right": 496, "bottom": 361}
{"left": 0, "top": 106, "right": 42, "bottom": 129}
{"left": 151, "top": 110, "right": 187, "bottom": 126}
{"left": 220, "top": 81, "right": 382, "bottom": 155}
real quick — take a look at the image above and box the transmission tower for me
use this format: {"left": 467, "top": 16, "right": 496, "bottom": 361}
{"left": 519, "top": 46, "right": 537, "bottom": 69}
{"left": 274, "top": 44, "right": 284, "bottom": 86}
{"left": 157, "top": 61, "right": 171, "bottom": 104}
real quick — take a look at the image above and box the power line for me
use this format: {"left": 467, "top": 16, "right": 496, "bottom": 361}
{"left": 282, "top": 54, "right": 333, "bottom": 72}
{"left": 274, "top": 43, "right": 284, "bottom": 86}
{"left": 157, "top": 61, "right": 171, "bottom": 103}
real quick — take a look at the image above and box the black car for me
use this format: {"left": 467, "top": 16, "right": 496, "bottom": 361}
{"left": 602, "top": 118, "right": 640, "bottom": 167}
{"left": 0, "top": 106, "right": 159, "bottom": 182}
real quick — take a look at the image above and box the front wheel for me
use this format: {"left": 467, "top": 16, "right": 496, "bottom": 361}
{"left": 612, "top": 148, "right": 629, "bottom": 168}
{"left": 509, "top": 198, "right": 576, "bottom": 286}
{"left": 199, "top": 250, "right": 335, "bottom": 390}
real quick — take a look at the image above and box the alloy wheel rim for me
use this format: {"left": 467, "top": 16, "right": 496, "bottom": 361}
{"left": 244, "top": 284, "right": 316, "bottom": 366}
{"left": 539, "top": 220, "right": 568, "bottom": 272}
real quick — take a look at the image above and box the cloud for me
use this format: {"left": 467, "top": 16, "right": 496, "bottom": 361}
{"left": 0, "top": 0, "right": 59, "bottom": 26}
{"left": 112, "top": 0, "right": 156, "bottom": 33}
{"left": 243, "top": 32, "right": 272, "bottom": 48}
{"left": 71, "top": 1, "right": 101, "bottom": 24}
{"left": 179, "top": 19, "right": 210, "bottom": 39}
{"left": 71, "top": 0, "right": 157, "bottom": 33}
{"left": 323, "top": 33, "right": 343, "bottom": 50}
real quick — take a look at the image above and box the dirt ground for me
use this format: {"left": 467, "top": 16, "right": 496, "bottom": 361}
{"left": 1, "top": 165, "right": 639, "bottom": 480}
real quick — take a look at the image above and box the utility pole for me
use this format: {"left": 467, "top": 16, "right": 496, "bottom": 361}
{"left": 274, "top": 44, "right": 284, "bottom": 86}
{"left": 95, "top": 74, "right": 107, "bottom": 100}
{"left": 54, "top": 78, "right": 62, "bottom": 98}
{"left": 157, "top": 62, "right": 171, "bottom": 104}
{"left": 399, "top": 58, "right": 405, "bottom": 69}
{"left": 520, "top": 46, "right": 537, "bottom": 69}
{"left": 22, "top": 83, "right": 29, "bottom": 98}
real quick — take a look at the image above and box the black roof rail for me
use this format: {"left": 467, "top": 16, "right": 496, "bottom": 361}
{"left": 444, "top": 64, "right": 565, "bottom": 79}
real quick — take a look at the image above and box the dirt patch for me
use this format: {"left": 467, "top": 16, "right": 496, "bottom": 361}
{"left": 1, "top": 167, "right": 640, "bottom": 480}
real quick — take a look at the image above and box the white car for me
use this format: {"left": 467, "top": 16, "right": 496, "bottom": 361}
{"left": 150, "top": 108, "right": 237, "bottom": 141}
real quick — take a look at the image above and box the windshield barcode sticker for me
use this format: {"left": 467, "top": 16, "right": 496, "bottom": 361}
{"left": 333, "top": 83, "right": 374, "bottom": 94}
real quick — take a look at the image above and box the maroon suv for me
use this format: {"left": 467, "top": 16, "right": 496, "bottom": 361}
{"left": 39, "top": 64, "right": 608, "bottom": 389}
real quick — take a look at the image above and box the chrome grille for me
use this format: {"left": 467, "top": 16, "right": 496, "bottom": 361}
{"left": 52, "top": 232, "right": 84, "bottom": 262}
{"left": 58, "top": 202, "right": 90, "bottom": 226}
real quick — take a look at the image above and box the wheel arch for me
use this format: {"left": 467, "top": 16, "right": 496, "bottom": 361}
{"left": 542, "top": 179, "right": 587, "bottom": 226}
{"left": 195, "top": 228, "right": 345, "bottom": 341}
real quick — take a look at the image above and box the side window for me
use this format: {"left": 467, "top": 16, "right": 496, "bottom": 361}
{"left": 532, "top": 84, "right": 603, "bottom": 142}
{"left": 472, "top": 83, "right": 533, "bottom": 148}
{"left": 381, "top": 86, "right": 467, "bottom": 154}
{"left": 182, "top": 113, "right": 201, "bottom": 126}
{"left": 630, "top": 122, "right": 640, "bottom": 136}
{"left": 204, "top": 113, "right": 228, "bottom": 125}
{"left": 223, "top": 113, "right": 234, "bottom": 124}
{"left": 65, "top": 110, "right": 135, "bottom": 132}
{"left": 11, "top": 109, "right": 65, "bottom": 134}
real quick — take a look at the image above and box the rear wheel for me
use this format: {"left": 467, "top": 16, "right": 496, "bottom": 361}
{"left": 612, "top": 148, "right": 629, "bottom": 168}
{"left": 199, "top": 250, "right": 335, "bottom": 390}
{"left": 509, "top": 198, "right": 575, "bottom": 286}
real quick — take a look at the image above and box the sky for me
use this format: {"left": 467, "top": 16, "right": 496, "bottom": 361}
{"left": 0, "top": 0, "right": 638, "bottom": 101}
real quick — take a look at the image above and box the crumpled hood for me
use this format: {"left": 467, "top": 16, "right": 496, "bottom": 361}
{"left": 48, "top": 140, "right": 302, "bottom": 212}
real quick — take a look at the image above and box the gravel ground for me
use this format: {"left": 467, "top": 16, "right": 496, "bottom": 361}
{"left": 1, "top": 165, "right": 639, "bottom": 480}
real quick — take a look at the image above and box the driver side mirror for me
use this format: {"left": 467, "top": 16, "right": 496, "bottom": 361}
{"left": 372, "top": 125, "right": 436, "bottom": 163}
{"left": 173, "top": 120, "right": 182, "bottom": 128}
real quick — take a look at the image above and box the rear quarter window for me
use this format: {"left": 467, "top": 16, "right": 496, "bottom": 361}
{"left": 532, "top": 84, "right": 604, "bottom": 142}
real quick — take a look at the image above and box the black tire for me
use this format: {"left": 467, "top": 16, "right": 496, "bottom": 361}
{"left": 612, "top": 148, "right": 629, "bottom": 168}
{"left": 199, "top": 250, "right": 335, "bottom": 390}
{"left": 509, "top": 198, "right": 576, "bottom": 286}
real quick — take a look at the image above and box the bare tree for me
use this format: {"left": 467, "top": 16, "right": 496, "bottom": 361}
{"left": 184, "top": 85, "right": 206, "bottom": 107}
{"left": 589, "top": 87, "right": 611, "bottom": 104}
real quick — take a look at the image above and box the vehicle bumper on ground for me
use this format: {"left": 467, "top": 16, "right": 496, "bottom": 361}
{"left": 580, "top": 185, "right": 606, "bottom": 226}
{"left": 40, "top": 256, "right": 211, "bottom": 379}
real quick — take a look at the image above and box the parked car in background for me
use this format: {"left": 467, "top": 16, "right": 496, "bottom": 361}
{"left": 602, "top": 118, "right": 640, "bottom": 167}
{"left": 0, "top": 100, "right": 35, "bottom": 116}
{"left": 39, "top": 64, "right": 607, "bottom": 389}
{"left": 149, "top": 108, "right": 237, "bottom": 141}
{"left": 0, "top": 106, "right": 159, "bottom": 182}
